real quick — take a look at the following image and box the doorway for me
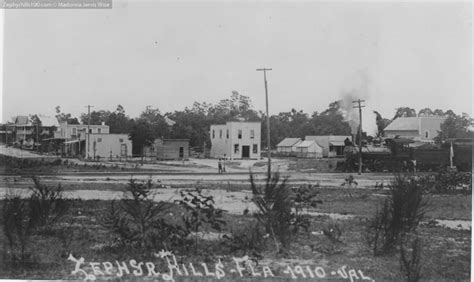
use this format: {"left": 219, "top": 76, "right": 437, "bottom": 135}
{"left": 242, "top": 145, "right": 250, "bottom": 158}
{"left": 121, "top": 144, "right": 127, "bottom": 157}
{"left": 179, "top": 147, "right": 184, "bottom": 158}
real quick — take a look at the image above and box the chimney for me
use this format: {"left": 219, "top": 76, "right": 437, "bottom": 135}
{"left": 101, "top": 121, "right": 105, "bottom": 126}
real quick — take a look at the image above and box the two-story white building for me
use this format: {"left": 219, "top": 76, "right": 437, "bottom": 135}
{"left": 54, "top": 121, "right": 110, "bottom": 140}
{"left": 210, "top": 121, "right": 261, "bottom": 160}
{"left": 53, "top": 121, "right": 131, "bottom": 159}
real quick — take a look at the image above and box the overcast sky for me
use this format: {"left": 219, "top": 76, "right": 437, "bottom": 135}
{"left": 1, "top": 1, "right": 472, "bottom": 134}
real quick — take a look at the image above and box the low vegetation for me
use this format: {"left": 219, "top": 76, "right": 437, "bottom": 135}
{"left": 0, "top": 173, "right": 470, "bottom": 281}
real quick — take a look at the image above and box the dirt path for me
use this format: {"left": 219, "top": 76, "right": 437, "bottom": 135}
{"left": 0, "top": 187, "right": 469, "bottom": 231}
{"left": 1, "top": 172, "right": 395, "bottom": 189}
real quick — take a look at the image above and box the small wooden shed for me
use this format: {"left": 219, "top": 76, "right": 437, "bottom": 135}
{"left": 155, "top": 139, "right": 190, "bottom": 160}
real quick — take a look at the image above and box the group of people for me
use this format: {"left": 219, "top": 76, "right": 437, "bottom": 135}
{"left": 218, "top": 156, "right": 226, "bottom": 174}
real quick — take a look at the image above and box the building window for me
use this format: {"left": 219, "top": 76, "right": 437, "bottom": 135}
{"left": 219, "top": 129, "right": 222, "bottom": 139}
{"left": 212, "top": 130, "right": 215, "bottom": 139}
{"left": 425, "top": 131, "right": 429, "bottom": 139}
{"left": 97, "top": 138, "right": 102, "bottom": 142}
{"left": 89, "top": 129, "right": 92, "bottom": 133}
{"left": 72, "top": 128, "right": 77, "bottom": 135}
{"left": 226, "top": 129, "right": 229, "bottom": 139}
{"left": 238, "top": 129, "right": 242, "bottom": 139}
{"left": 250, "top": 129, "right": 255, "bottom": 139}
{"left": 98, "top": 128, "right": 102, "bottom": 134}
{"left": 234, "top": 144, "right": 239, "bottom": 154}
{"left": 253, "top": 144, "right": 258, "bottom": 154}
{"left": 119, "top": 138, "right": 123, "bottom": 142}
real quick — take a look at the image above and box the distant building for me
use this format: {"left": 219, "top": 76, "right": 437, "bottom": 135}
{"left": 54, "top": 121, "right": 110, "bottom": 140}
{"left": 144, "top": 138, "right": 190, "bottom": 160}
{"left": 276, "top": 138, "right": 302, "bottom": 155}
{"left": 294, "top": 140, "right": 323, "bottom": 158}
{"left": 210, "top": 121, "right": 261, "bottom": 159}
{"left": 305, "top": 135, "right": 351, "bottom": 158}
{"left": 384, "top": 115, "right": 447, "bottom": 143}
{"left": 9, "top": 115, "right": 58, "bottom": 144}
{"left": 85, "top": 133, "right": 132, "bottom": 160}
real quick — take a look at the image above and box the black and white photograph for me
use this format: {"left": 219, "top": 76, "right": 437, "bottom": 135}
{"left": 0, "top": 0, "right": 472, "bottom": 280}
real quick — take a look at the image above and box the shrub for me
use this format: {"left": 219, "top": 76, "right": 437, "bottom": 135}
{"left": 176, "top": 187, "right": 226, "bottom": 254}
{"left": 417, "top": 171, "right": 472, "bottom": 194}
{"left": 367, "top": 174, "right": 429, "bottom": 255}
{"left": 2, "top": 193, "right": 36, "bottom": 264}
{"left": 28, "top": 176, "right": 68, "bottom": 227}
{"left": 2, "top": 177, "right": 69, "bottom": 265}
{"left": 103, "top": 178, "right": 173, "bottom": 249}
{"left": 250, "top": 172, "right": 311, "bottom": 253}
{"left": 223, "top": 220, "right": 267, "bottom": 257}
{"left": 399, "top": 233, "right": 423, "bottom": 282}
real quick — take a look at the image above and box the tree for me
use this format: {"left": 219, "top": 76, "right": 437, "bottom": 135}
{"left": 393, "top": 107, "right": 417, "bottom": 120}
{"left": 444, "top": 109, "right": 456, "bottom": 118}
{"left": 305, "top": 101, "right": 352, "bottom": 136}
{"left": 418, "top": 108, "right": 433, "bottom": 116}
{"left": 374, "top": 111, "right": 391, "bottom": 137}
{"left": 435, "top": 113, "right": 473, "bottom": 142}
{"left": 55, "top": 106, "right": 79, "bottom": 124}
{"left": 107, "top": 105, "right": 133, "bottom": 134}
{"left": 79, "top": 110, "right": 111, "bottom": 125}
{"left": 29, "top": 114, "right": 42, "bottom": 150}
{"left": 433, "top": 109, "right": 444, "bottom": 116}
{"left": 139, "top": 106, "right": 170, "bottom": 140}
{"left": 129, "top": 119, "right": 155, "bottom": 160}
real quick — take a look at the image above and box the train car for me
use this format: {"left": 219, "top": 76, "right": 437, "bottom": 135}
{"left": 411, "top": 143, "right": 449, "bottom": 171}
{"left": 342, "top": 138, "right": 412, "bottom": 172}
{"left": 447, "top": 138, "right": 473, "bottom": 171}
{"left": 342, "top": 137, "right": 473, "bottom": 172}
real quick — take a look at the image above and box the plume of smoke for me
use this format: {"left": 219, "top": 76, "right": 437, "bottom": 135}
{"left": 339, "top": 71, "right": 370, "bottom": 135}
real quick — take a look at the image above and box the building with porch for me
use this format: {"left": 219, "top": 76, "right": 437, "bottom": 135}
{"left": 9, "top": 115, "right": 58, "bottom": 145}
{"left": 305, "top": 135, "right": 351, "bottom": 158}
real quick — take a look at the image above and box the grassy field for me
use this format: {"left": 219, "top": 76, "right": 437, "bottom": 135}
{"left": 0, "top": 181, "right": 471, "bottom": 281}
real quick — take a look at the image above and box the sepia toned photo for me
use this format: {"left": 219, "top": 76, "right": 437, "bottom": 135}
{"left": 0, "top": 1, "right": 472, "bottom": 280}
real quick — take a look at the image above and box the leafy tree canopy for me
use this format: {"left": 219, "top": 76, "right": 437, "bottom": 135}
{"left": 436, "top": 113, "right": 473, "bottom": 142}
{"left": 393, "top": 107, "right": 417, "bottom": 120}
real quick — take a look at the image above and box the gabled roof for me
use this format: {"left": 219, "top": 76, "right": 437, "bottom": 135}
{"left": 12, "top": 115, "right": 59, "bottom": 127}
{"left": 328, "top": 135, "right": 351, "bottom": 142}
{"left": 296, "top": 140, "right": 317, "bottom": 148}
{"left": 384, "top": 117, "right": 419, "bottom": 131}
{"left": 14, "top": 116, "right": 29, "bottom": 125}
{"left": 276, "top": 138, "right": 302, "bottom": 147}
{"left": 37, "top": 115, "right": 59, "bottom": 127}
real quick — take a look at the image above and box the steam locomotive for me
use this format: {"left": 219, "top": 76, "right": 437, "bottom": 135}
{"left": 342, "top": 138, "right": 473, "bottom": 172}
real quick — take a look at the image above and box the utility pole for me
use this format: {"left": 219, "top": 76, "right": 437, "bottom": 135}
{"left": 257, "top": 68, "right": 272, "bottom": 178}
{"left": 85, "top": 105, "right": 94, "bottom": 159}
{"left": 352, "top": 99, "right": 365, "bottom": 175}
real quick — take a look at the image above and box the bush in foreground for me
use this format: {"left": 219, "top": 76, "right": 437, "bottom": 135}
{"left": 250, "top": 172, "right": 313, "bottom": 254}
{"left": 103, "top": 178, "right": 176, "bottom": 250}
{"left": 368, "top": 173, "right": 429, "bottom": 256}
